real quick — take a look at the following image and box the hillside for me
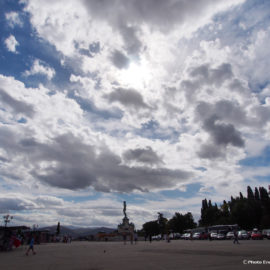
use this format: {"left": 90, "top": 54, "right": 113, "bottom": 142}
{"left": 39, "top": 225, "right": 116, "bottom": 237}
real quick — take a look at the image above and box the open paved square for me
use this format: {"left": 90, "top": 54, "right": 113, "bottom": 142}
{"left": 1, "top": 240, "right": 269, "bottom": 270}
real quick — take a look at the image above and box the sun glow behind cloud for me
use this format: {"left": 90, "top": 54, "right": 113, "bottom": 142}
{"left": 118, "top": 60, "right": 154, "bottom": 89}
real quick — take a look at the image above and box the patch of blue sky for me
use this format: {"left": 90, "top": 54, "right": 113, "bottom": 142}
{"left": 115, "top": 192, "right": 156, "bottom": 205}
{"left": 59, "top": 193, "right": 103, "bottom": 203}
{"left": 74, "top": 41, "right": 100, "bottom": 58}
{"left": 0, "top": 1, "right": 73, "bottom": 89}
{"left": 136, "top": 119, "right": 180, "bottom": 142}
{"left": 239, "top": 146, "right": 270, "bottom": 167}
{"left": 114, "top": 183, "right": 203, "bottom": 205}
{"left": 159, "top": 183, "right": 203, "bottom": 199}
{"left": 17, "top": 117, "right": 27, "bottom": 124}
{"left": 254, "top": 175, "right": 270, "bottom": 183}
{"left": 194, "top": 167, "right": 207, "bottom": 172}
{"left": 68, "top": 92, "right": 123, "bottom": 120}
{"left": 197, "top": 0, "right": 270, "bottom": 51}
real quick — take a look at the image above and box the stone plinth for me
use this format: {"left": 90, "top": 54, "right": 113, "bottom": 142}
{"left": 118, "top": 217, "right": 134, "bottom": 234}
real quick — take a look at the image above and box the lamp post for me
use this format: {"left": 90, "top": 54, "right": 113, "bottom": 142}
{"left": 3, "top": 214, "right": 13, "bottom": 227}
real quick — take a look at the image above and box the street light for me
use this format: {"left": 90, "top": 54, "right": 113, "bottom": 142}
{"left": 3, "top": 214, "right": 13, "bottom": 227}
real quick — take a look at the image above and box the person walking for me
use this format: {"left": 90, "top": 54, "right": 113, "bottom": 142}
{"left": 233, "top": 230, "right": 240, "bottom": 244}
{"left": 134, "top": 232, "right": 138, "bottom": 244}
{"left": 26, "top": 236, "right": 36, "bottom": 255}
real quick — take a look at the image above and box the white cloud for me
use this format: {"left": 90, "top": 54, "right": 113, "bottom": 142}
{"left": 23, "top": 59, "right": 56, "bottom": 80}
{"left": 5, "top": 11, "right": 23, "bottom": 28}
{"left": 4, "top": 35, "right": 19, "bottom": 53}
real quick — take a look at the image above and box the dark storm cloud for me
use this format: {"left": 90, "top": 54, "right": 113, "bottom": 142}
{"left": 119, "top": 24, "right": 142, "bottom": 55}
{"left": 253, "top": 106, "right": 270, "bottom": 126}
{"left": 196, "top": 98, "right": 270, "bottom": 130}
{"left": 0, "top": 197, "right": 35, "bottom": 212}
{"left": 111, "top": 50, "right": 130, "bottom": 69}
{"left": 83, "top": 0, "right": 236, "bottom": 56}
{"left": 181, "top": 63, "right": 233, "bottom": 102}
{"left": 123, "top": 146, "right": 164, "bottom": 165}
{"left": 197, "top": 143, "right": 225, "bottom": 159}
{"left": 195, "top": 100, "right": 246, "bottom": 160}
{"left": 105, "top": 87, "right": 149, "bottom": 109}
{"left": 0, "top": 156, "right": 9, "bottom": 162}
{"left": 0, "top": 128, "right": 192, "bottom": 192}
{"left": 229, "top": 78, "right": 250, "bottom": 95}
{"left": 196, "top": 100, "right": 248, "bottom": 127}
{"left": 203, "top": 115, "right": 244, "bottom": 147}
{"left": 0, "top": 88, "right": 35, "bottom": 117}
{"left": 83, "top": 0, "right": 233, "bottom": 30}
{"left": 189, "top": 63, "right": 233, "bottom": 86}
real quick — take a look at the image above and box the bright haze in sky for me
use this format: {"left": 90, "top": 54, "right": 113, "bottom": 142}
{"left": 0, "top": 0, "right": 270, "bottom": 228}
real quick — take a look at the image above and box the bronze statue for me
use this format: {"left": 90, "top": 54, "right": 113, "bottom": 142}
{"left": 123, "top": 201, "right": 127, "bottom": 218}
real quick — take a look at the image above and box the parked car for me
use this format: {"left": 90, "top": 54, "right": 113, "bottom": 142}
{"left": 192, "top": 232, "right": 209, "bottom": 240}
{"left": 251, "top": 229, "right": 263, "bottom": 240}
{"left": 238, "top": 230, "right": 250, "bottom": 240}
{"left": 181, "top": 233, "right": 190, "bottom": 240}
{"left": 210, "top": 232, "right": 218, "bottom": 240}
{"left": 171, "top": 233, "right": 181, "bottom": 239}
{"left": 262, "top": 229, "right": 270, "bottom": 239}
{"left": 226, "top": 231, "right": 234, "bottom": 240}
{"left": 152, "top": 234, "right": 162, "bottom": 240}
{"left": 217, "top": 232, "right": 226, "bottom": 240}
{"left": 192, "top": 232, "right": 201, "bottom": 240}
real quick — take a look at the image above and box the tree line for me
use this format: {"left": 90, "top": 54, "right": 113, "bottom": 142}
{"left": 140, "top": 186, "right": 270, "bottom": 236}
{"left": 199, "top": 186, "right": 270, "bottom": 230}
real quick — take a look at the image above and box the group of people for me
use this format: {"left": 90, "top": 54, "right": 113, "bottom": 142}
{"left": 123, "top": 232, "right": 138, "bottom": 244}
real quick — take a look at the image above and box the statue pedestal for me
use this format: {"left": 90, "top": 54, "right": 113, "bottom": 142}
{"left": 118, "top": 217, "right": 134, "bottom": 235}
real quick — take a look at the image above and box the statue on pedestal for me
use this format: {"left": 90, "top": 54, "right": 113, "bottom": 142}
{"left": 118, "top": 201, "right": 135, "bottom": 242}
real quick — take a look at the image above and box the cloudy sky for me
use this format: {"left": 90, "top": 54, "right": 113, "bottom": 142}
{"left": 0, "top": 0, "right": 270, "bottom": 229}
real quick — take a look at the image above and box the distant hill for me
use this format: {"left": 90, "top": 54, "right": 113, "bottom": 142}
{"left": 39, "top": 225, "right": 116, "bottom": 237}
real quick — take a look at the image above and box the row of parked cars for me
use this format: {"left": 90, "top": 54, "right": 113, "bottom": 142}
{"left": 177, "top": 228, "right": 270, "bottom": 240}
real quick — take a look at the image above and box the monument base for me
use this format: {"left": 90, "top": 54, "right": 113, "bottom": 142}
{"left": 118, "top": 217, "right": 135, "bottom": 242}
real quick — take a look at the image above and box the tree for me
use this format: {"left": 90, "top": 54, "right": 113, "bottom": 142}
{"left": 239, "top": 192, "right": 244, "bottom": 200}
{"left": 259, "top": 186, "right": 270, "bottom": 227}
{"left": 218, "top": 200, "right": 231, "bottom": 224}
{"left": 168, "top": 212, "right": 196, "bottom": 233}
{"left": 199, "top": 199, "right": 221, "bottom": 226}
{"left": 142, "top": 220, "right": 159, "bottom": 237}
{"left": 157, "top": 212, "right": 168, "bottom": 237}
{"left": 254, "top": 187, "right": 260, "bottom": 200}
{"left": 259, "top": 187, "right": 269, "bottom": 202}
{"left": 247, "top": 186, "right": 254, "bottom": 200}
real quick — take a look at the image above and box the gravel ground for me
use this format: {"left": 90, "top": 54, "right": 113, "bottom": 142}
{"left": 0, "top": 239, "right": 270, "bottom": 270}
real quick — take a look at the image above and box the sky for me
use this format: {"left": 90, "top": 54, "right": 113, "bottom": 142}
{"left": 0, "top": 0, "right": 270, "bottom": 229}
